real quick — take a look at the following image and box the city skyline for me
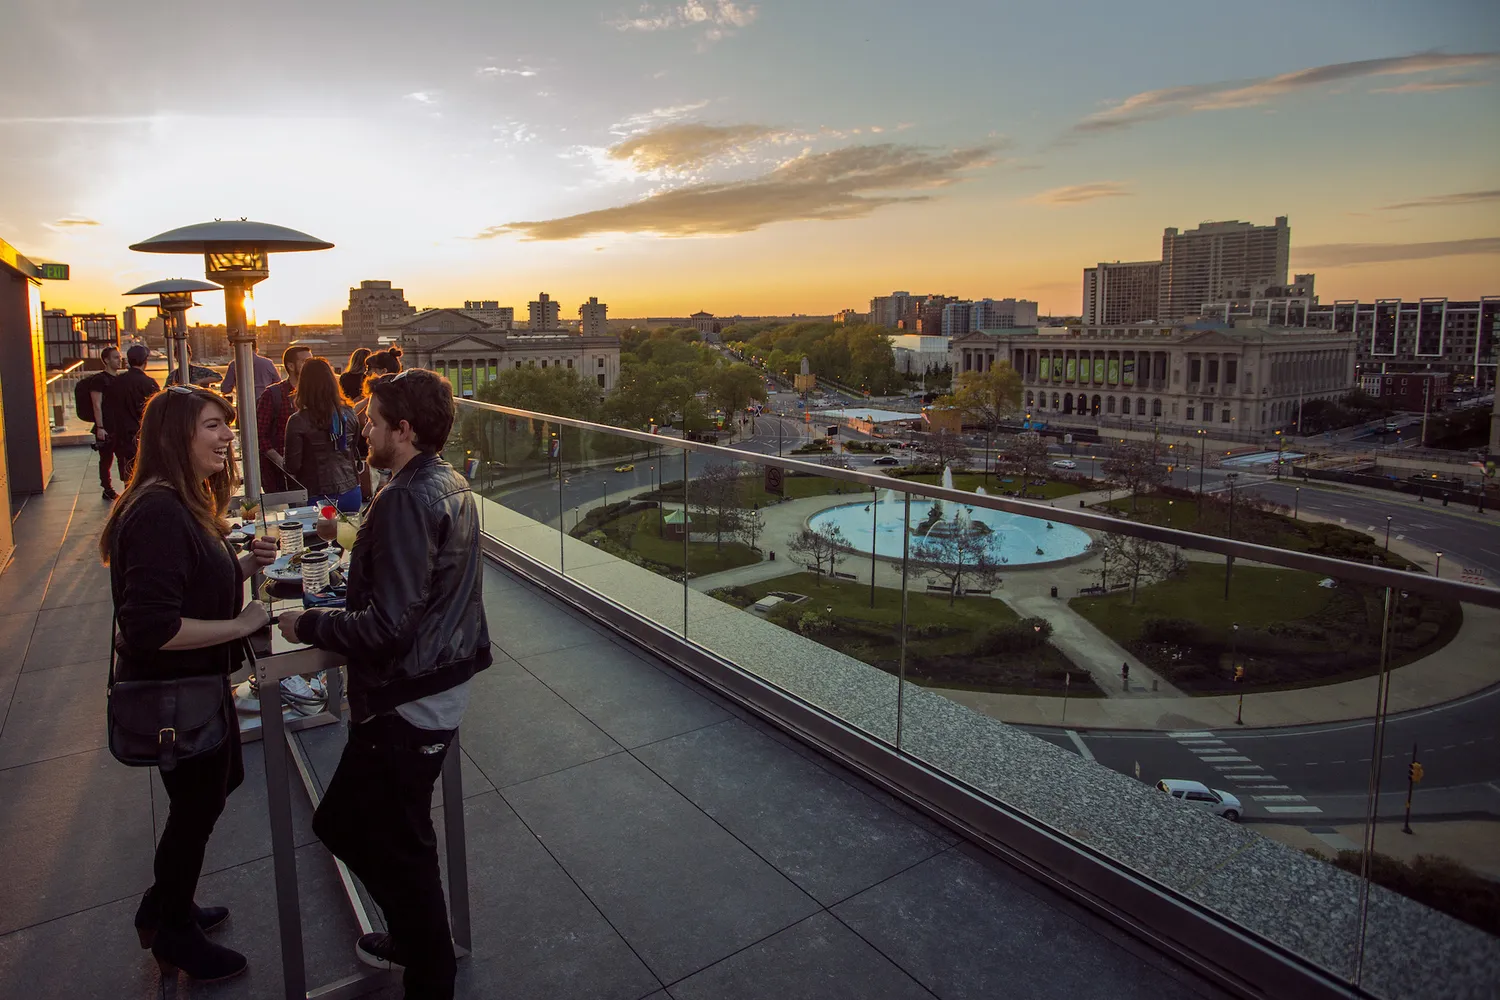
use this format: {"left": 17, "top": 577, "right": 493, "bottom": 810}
{"left": 4, "top": 0, "right": 1497, "bottom": 325}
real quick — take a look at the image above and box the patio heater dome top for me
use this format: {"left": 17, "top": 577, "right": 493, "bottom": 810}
{"left": 123, "top": 278, "right": 223, "bottom": 296}
{"left": 129, "top": 220, "right": 333, "bottom": 254}
{"left": 133, "top": 296, "right": 204, "bottom": 309}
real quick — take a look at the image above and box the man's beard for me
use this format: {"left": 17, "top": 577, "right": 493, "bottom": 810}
{"left": 368, "top": 441, "right": 396, "bottom": 471}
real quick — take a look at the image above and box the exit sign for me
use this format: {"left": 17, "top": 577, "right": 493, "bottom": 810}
{"left": 39, "top": 262, "right": 69, "bottom": 280}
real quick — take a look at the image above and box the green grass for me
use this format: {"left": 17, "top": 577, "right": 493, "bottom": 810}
{"left": 897, "top": 471, "right": 1084, "bottom": 501}
{"left": 1071, "top": 562, "right": 1333, "bottom": 642}
{"left": 1102, "top": 495, "right": 1213, "bottom": 532}
{"left": 607, "top": 508, "right": 762, "bottom": 575}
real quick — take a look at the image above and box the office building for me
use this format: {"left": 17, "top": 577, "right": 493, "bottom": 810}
{"left": 1082, "top": 261, "right": 1161, "bottom": 325}
{"left": 41, "top": 308, "right": 117, "bottom": 368}
{"left": 869, "top": 291, "right": 914, "bottom": 329}
{"left": 528, "top": 292, "right": 562, "bottom": 331}
{"left": 579, "top": 297, "right": 608, "bottom": 337}
{"left": 970, "top": 298, "right": 1038, "bottom": 330}
{"left": 1358, "top": 371, "right": 1448, "bottom": 413}
{"left": 1197, "top": 295, "right": 1499, "bottom": 391}
{"left": 460, "top": 300, "right": 515, "bottom": 329}
{"left": 888, "top": 334, "right": 950, "bottom": 376}
{"left": 989, "top": 319, "right": 1355, "bottom": 433}
{"left": 940, "top": 301, "right": 971, "bottom": 338}
{"left": 1159, "top": 217, "right": 1290, "bottom": 322}
{"left": 342, "top": 280, "right": 416, "bottom": 348}
{"left": 122, "top": 306, "right": 136, "bottom": 335}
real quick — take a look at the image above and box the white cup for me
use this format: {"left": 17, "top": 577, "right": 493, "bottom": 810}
{"left": 278, "top": 520, "right": 304, "bottom": 557}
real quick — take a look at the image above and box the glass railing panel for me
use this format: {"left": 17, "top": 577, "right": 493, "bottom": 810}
{"left": 448, "top": 403, "right": 563, "bottom": 565}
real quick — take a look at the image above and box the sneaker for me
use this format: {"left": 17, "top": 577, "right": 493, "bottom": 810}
{"left": 279, "top": 674, "right": 326, "bottom": 716}
{"left": 232, "top": 677, "right": 260, "bottom": 714}
{"left": 355, "top": 932, "right": 406, "bottom": 971}
{"left": 102, "top": 487, "right": 118, "bottom": 501}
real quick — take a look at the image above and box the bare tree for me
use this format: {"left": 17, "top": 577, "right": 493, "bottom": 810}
{"left": 911, "top": 523, "right": 1002, "bottom": 606}
{"left": 787, "top": 522, "right": 849, "bottom": 584}
{"left": 1102, "top": 441, "right": 1167, "bottom": 511}
{"left": 1088, "top": 531, "right": 1183, "bottom": 602}
{"left": 692, "top": 462, "right": 746, "bottom": 551}
{"left": 737, "top": 507, "right": 765, "bottom": 551}
{"left": 999, "top": 432, "right": 1051, "bottom": 497}
{"left": 919, "top": 429, "right": 970, "bottom": 470}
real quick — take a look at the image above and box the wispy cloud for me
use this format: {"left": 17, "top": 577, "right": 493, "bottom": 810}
{"left": 1293, "top": 237, "right": 1500, "bottom": 267}
{"left": 476, "top": 143, "right": 995, "bottom": 241}
{"left": 1028, "top": 181, "right": 1131, "bottom": 205}
{"left": 611, "top": 1, "right": 759, "bottom": 42}
{"left": 405, "top": 91, "right": 439, "bottom": 105}
{"left": 611, "top": 101, "right": 712, "bottom": 137}
{"left": 0, "top": 115, "right": 161, "bottom": 126}
{"left": 477, "top": 65, "right": 539, "bottom": 79}
{"left": 1379, "top": 189, "right": 1500, "bottom": 211}
{"left": 50, "top": 217, "right": 100, "bottom": 228}
{"left": 608, "top": 122, "right": 784, "bottom": 171}
{"left": 1068, "top": 51, "right": 1500, "bottom": 137}
{"left": 1373, "top": 76, "right": 1490, "bottom": 94}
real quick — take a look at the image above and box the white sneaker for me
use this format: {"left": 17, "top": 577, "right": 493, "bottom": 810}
{"left": 280, "top": 675, "right": 326, "bottom": 715}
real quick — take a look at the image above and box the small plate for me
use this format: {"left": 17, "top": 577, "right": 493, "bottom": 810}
{"left": 265, "top": 554, "right": 303, "bottom": 583}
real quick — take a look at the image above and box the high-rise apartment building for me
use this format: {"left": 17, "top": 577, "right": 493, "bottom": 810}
{"left": 1082, "top": 261, "right": 1161, "bottom": 325}
{"left": 940, "top": 301, "right": 971, "bottom": 338}
{"left": 969, "top": 298, "right": 1038, "bottom": 330}
{"left": 578, "top": 296, "right": 608, "bottom": 337}
{"left": 122, "top": 306, "right": 137, "bottom": 335}
{"left": 913, "top": 295, "right": 955, "bottom": 336}
{"left": 460, "top": 300, "right": 515, "bottom": 329}
{"left": 869, "top": 291, "right": 914, "bottom": 329}
{"left": 342, "top": 280, "right": 416, "bottom": 347}
{"left": 529, "top": 292, "right": 561, "bottom": 331}
{"left": 1159, "top": 217, "right": 1290, "bottom": 322}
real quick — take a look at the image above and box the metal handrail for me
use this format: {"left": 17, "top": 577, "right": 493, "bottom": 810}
{"left": 455, "top": 398, "right": 1500, "bottom": 610}
{"left": 44, "top": 359, "right": 85, "bottom": 385}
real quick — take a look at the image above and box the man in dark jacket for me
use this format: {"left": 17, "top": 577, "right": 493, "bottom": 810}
{"left": 279, "top": 368, "right": 488, "bottom": 999}
{"left": 100, "top": 344, "right": 160, "bottom": 480}
{"left": 84, "top": 345, "right": 125, "bottom": 500}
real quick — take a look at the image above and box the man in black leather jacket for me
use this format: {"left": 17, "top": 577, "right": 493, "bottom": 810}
{"left": 280, "top": 368, "right": 488, "bottom": 1000}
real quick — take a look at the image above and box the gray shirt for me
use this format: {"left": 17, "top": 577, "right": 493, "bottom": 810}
{"left": 394, "top": 678, "right": 473, "bottom": 732}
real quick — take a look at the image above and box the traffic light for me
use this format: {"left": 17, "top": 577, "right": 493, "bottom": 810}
{"left": 1408, "top": 762, "right": 1424, "bottom": 783}
{"left": 1233, "top": 665, "right": 1245, "bottom": 682}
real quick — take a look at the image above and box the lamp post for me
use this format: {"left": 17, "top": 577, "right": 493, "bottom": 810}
{"left": 1232, "top": 623, "right": 1244, "bottom": 725}
{"left": 124, "top": 279, "right": 222, "bottom": 386}
{"left": 1274, "top": 429, "right": 1284, "bottom": 480}
{"left": 1385, "top": 515, "right": 1393, "bottom": 551}
{"left": 1225, "top": 472, "right": 1239, "bottom": 537}
{"left": 1197, "top": 429, "right": 1207, "bottom": 514}
{"left": 1294, "top": 486, "right": 1301, "bottom": 520}
{"left": 130, "top": 220, "right": 332, "bottom": 502}
{"left": 1434, "top": 551, "right": 1443, "bottom": 578}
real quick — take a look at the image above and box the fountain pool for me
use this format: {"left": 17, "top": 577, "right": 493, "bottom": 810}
{"left": 807, "top": 469, "right": 1093, "bottom": 566}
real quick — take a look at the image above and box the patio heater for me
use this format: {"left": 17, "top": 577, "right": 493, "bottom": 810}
{"left": 130, "top": 221, "right": 333, "bottom": 501}
{"left": 123, "top": 278, "right": 221, "bottom": 387}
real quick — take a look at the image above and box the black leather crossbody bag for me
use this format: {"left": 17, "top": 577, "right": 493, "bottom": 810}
{"left": 106, "top": 615, "right": 235, "bottom": 771}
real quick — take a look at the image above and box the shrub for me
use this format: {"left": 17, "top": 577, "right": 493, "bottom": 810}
{"left": 766, "top": 602, "right": 805, "bottom": 631}
{"left": 796, "top": 611, "right": 836, "bottom": 636}
{"left": 1141, "top": 618, "right": 1198, "bottom": 644}
{"left": 974, "top": 619, "right": 1053, "bottom": 655}
{"left": 1326, "top": 851, "right": 1500, "bottom": 937}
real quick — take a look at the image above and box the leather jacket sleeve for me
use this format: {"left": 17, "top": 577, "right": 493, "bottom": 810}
{"left": 297, "top": 487, "right": 437, "bottom": 657}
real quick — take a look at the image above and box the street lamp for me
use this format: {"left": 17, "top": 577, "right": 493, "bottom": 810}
{"left": 1274, "top": 429, "right": 1284, "bottom": 480}
{"left": 123, "top": 278, "right": 222, "bottom": 386}
{"left": 1196, "top": 429, "right": 1207, "bottom": 514}
{"left": 130, "top": 220, "right": 333, "bottom": 502}
{"left": 1294, "top": 486, "right": 1301, "bottom": 520}
{"left": 1434, "top": 551, "right": 1443, "bottom": 578}
{"left": 1232, "top": 623, "right": 1244, "bottom": 725}
{"left": 1385, "top": 515, "right": 1393, "bottom": 551}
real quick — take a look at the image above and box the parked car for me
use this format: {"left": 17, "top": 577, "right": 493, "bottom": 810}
{"left": 1156, "top": 779, "right": 1241, "bottom": 822}
{"left": 872, "top": 456, "right": 901, "bottom": 466}
{"left": 614, "top": 464, "right": 635, "bottom": 473}
{"left": 1050, "top": 459, "right": 1077, "bottom": 469}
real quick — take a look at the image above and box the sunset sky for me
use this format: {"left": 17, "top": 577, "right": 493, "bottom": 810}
{"left": 3, "top": 0, "right": 1497, "bottom": 326}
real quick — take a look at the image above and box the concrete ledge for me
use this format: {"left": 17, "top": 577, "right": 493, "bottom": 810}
{"left": 477, "top": 494, "right": 1500, "bottom": 999}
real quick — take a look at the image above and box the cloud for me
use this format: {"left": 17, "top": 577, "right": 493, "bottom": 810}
{"left": 477, "top": 65, "right": 538, "bottom": 79}
{"left": 608, "top": 122, "right": 782, "bottom": 171}
{"left": 0, "top": 115, "right": 161, "bottom": 126}
{"left": 405, "top": 91, "right": 439, "bottom": 105}
{"left": 611, "top": 101, "right": 712, "bottom": 137}
{"left": 477, "top": 143, "right": 995, "bottom": 241}
{"left": 611, "top": 1, "right": 759, "bottom": 41}
{"left": 1378, "top": 189, "right": 1500, "bottom": 211}
{"left": 1028, "top": 181, "right": 1130, "bottom": 205}
{"left": 1292, "top": 237, "right": 1500, "bottom": 267}
{"left": 50, "top": 217, "right": 100, "bottom": 227}
{"left": 1069, "top": 51, "right": 1500, "bottom": 137}
{"left": 1373, "top": 76, "right": 1490, "bottom": 94}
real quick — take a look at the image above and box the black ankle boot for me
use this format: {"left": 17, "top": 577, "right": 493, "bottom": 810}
{"left": 134, "top": 888, "right": 231, "bottom": 948}
{"left": 150, "top": 919, "right": 247, "bottom": 982}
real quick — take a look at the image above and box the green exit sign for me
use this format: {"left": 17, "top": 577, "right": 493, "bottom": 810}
{"left": 39, "top": 262, "right": 69, "bottom": 280}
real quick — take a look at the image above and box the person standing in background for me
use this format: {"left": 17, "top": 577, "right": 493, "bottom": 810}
{"left": 219, "top": 343, "right": 281, "bottom": 401}
{"left": 339, "top": 348, "right": 371, "bottom": 402}
{"left": 357, "top": 347, "right": 403, "bottom": 497}
{"left": 283, "top": 358, "right": 362, "bottom": 512}
{"left": 100, "top": 344, "right": 160, "bottom": 481}
{"left": 254, "top": 345, "right": 312, "bottom": 495}
{"left": 85, "top": 345, "right": 125, "bottom": 500}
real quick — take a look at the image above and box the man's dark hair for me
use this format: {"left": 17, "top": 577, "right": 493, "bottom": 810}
{"left": 126, "top": 344, "right": 149, "bottom": 367}
{"left": 101, "top": 345, "right": 120, "bottom": 362}
{"left": 283, "top": 344, "right": 312, "bottom": 369}
{"left": 367, "top": 368, "right": 455, "bottom": 453}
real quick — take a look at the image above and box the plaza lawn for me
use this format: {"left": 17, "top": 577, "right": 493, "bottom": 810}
{"left": 602, "top": 508, "right": 762, "bottom": 575}
{"left": 895, "top": 471, "right": 1084, "bottom": 501}
{"left": 1070, "top": 562, "right": 1461, "bottom": 693}
{"left": 652, "top": 473, "right": 856, "bottom": 507}
{"left": 720, "top": 573, "right": 1099, "bottom": 696}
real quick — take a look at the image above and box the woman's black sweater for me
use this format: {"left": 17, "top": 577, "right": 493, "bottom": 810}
{"left": 110, "top": 486, "right": 243, "bottom": 681}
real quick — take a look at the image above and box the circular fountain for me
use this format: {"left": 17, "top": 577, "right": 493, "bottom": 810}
{"left": 807, "top": 466, "right": 1092, "bottom": 566}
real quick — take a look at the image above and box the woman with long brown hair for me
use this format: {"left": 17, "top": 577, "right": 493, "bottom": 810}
{"left": 339, "top": 346, "right": 371, "bottom": 401}
{"left": 100, "top": 386, "right": 276, "bottom": 982}
{"left": 284, "top": 357, "right": 362, "bottom": 511}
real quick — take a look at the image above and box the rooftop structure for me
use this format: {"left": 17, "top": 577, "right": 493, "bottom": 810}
{"left": 342, "top": 279, "right": 416, "bottom": 348}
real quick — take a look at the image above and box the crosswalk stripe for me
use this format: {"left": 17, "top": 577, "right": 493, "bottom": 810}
{"left": 1252, "top": 795, "right": 1307, "bottom": 802}
{"left": 1200, "top": 756, "right": 1251, "bottom": 762}
{"left": 1177, "top": 739, "right": 1226, "bottom": 745}
{"left": 1214, "top": 764, "right": 1263, "bottom": 771}
{"left": 1264, "top": 805, "right": 1324, "bottom": 814}
{"left": 1169, "top": 731, "right": 1214, "bottom": 738}
{"left": 1235, "top": 783, "right": 1289, "bottom": 789}
{"left": 1188, "top": 747, "right": 1232, "bottom": 754}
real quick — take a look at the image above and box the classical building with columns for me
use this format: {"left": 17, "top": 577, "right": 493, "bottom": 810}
{"left": 376, "top": 309, "right": 621, "bottom": 398}
{"left": 995, "top": 320, "right": 1356, "bottom": 434}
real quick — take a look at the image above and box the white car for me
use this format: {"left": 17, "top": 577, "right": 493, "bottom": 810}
{"left": 1156, "top": 779, "right": 1242, "bottom": 822}
{"left": 1050, "top": 459, "right": 1077, "bottom": 469}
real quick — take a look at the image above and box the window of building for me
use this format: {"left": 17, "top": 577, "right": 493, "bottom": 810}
{"left": 1207, "top": 359, "right": 1219, "bottom": 384}
{"left": 1224, "top": 358, "right": 1237, "bottom": 384}
{"left": 1152, "top": 398, "right": 1162, "bottom": 417}
{"left": 566, "top": 359, "right": 573, "bottom": 368}
{"left": 1189, "top": 359, "right": 1202, "bottom": 383}
{"left": 1221, "top": 409, "right": 1231, "bottom": 423}
{"left": 1106, "top": 396, "right": 1116, "bottom": 414}
{"left": 1186, "top": 406, "right": 1195, "bottom": 421}
{"left": 541, "top": 360, "right": 548, "bottom": 368}
{"left": 597, "top": 357, "right": 605, "bottom": 368}
{"left": 515, "top": 361, "right": 522, "bottom": 369}
{"left": 597, "top": 374, "right": 606, "bottom": 387}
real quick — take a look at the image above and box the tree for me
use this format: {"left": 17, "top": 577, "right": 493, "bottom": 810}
{"left": 1000, "top": 432, "right": 1051, "bottom": 497}
{"left": 707, "top": 363, "right": 767, "bottom": 439}
{"left": 936, "top": 366, "right": 1023, "bottom": 484}
{"left": 737, "top": 507, "right": 765, "bottom": 551}
{"left": 1102, "top": 441, "right": 1167, "bottom": 511}
{"left": 911, "top": 522, "right": 1002, "bottom": 606}
{"left": 919, "top": 429, "right": 970, "bottom": 470}
{"left": 787, "top": 522, "right": 849, "bottom": 583}
{"left": 1089, "top": 530, "right": 1183, "bottom": 603}
{"left": 692, "top": 462, "right": 747, "bottom": 551}
{"left": 478, "top": 365, "right": 602, "bottom": 420}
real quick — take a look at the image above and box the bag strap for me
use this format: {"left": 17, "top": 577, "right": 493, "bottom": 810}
{"left": 108, "top": 612, "right": 117, "bottom": 691}
{"left": 157, "top": 683, "right": 179, "bottom": 771}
